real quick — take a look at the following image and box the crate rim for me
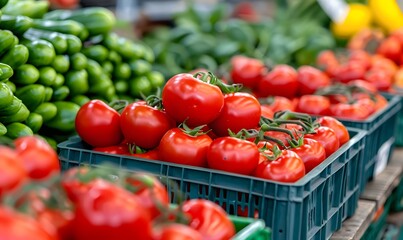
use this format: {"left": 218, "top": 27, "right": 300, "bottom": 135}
{"left": 57, "top": 128, "right": 366, "bottom": 188}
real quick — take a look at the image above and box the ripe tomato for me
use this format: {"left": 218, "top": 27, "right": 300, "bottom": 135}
{"left": 207, "top": 137, "right": 259, "bottom": 175}
{"left": 49, "top": 0, "right": 78, "bottom": 9}
{"left": 259, "top": 96, "right": 295, "bottom": 114}
{"left": 257, "top": 65, "right": 298, "bottom": 98}
{"left": 297, "top": 66, "right": 330, "bottom": 95}
{"left": 162, "top": 73, "right": 224, "bottom": 127}
{"left": 61, "top": 167, "right": 90, "bottom": 204}
{"left": 374, "top": 94, "right": 388, "bottom": 111}
{"left": 330, "top": 98, "right": 376, "bottom": 120}
{"left": 0, "top": 147, "right": 26, "bottom": 197}
{"left": 364, "top": 68, "right": 393, "bottom": 91}
{"left": 376, "top": 36, "right": 402, "bottom": 64}
{"left": 153, "top": 224, "right": 203, "bottom": 240}
{"left": 120, "top": 102, "right": 175, "bottom": 149}
{"left": 316, "top": 116, "right": 350, "bottom": 145}
{"left": 131, "top": 149, "right": 160, "bottom": 160}
{"left": 209, "top": 92, "right": 261, "bottom": 137}
{"left": 305, "top": 126, "right": 340, "bottom": 157}
{"left": 347, "top": 79, "right": 378, "bottom": 93}
{"left": 316, "top": 50, "right": 339, "bottom": 77}
{"left": 262, "top": 124, "right": 302, "bottom": 149}
{"left": 0, "top": 207, "right": 56, "bottom": 240}
{"left": 93, "top": 144, "right": 130, "bottom": 155}
{"left": 158, "top": 128, "right": 212, "bottom": 167}
{"left": 260, "top": 105, "right": 274, "bottom": 119}
{"left": 127, "top": 174, "right": 169, "bottom": 220}
{"left": 254, "top": 150, "right": 305, "bottom": 182}
{"left": 14, "top": 136, "right": 60, "bottom": 180}
{"left": 332, "top": 62, "right": 366, "bottom": 83}
{"left": 37, "top": 209, "right": 74, "bottom": 240}
{"left": 348, "top": 50, "right": 372, "bottom": 70}
{"left": 182, "top": 199, "right": 235, "bottom": 240}
{"left": 290, "top": 138, "right": 326, "bottom": 173}
{"left": 72, "top": 179, "right": 152, "bottom": 240}
{"left": 75, "top": 100, "right": 123, "bottom": 147}
{"left": 230, "top": 55, "right": 265, "bottom": 89}
{"left": 371, "top": 55, "right": 398, "bottom": 76}
{"left": 296, "top": 95, "right": 331, "bottom": 115}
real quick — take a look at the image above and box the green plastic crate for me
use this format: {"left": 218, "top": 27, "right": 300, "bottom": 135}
{"left": 231, "top": 216, "right": 271, "bottom": 240}
{"left": 362, "top": 195, "right": 394, "bottom": 240}
{"left": 391, "top": 177, "right": 403, "bottom": 212}
{"left": 337, "top": 95, "right": 401, "bottom": 193}
{"left": 58, "top": 128, "right": 366, "bottom": 240}
{"left": 382, "top": 92, "right": 403, "bottom": 147}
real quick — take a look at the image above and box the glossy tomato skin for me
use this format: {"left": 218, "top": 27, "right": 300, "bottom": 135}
{"left": 158, "top": 128, "right": 212, "bottom": 167}
{"left": 316, "top": 116, "right": 350, "bottom": 145}
{"left": 263, "top": 124, "right": 301, "bottom": 149}
{"left": 182, "top": 199, "right": 236, "bottom": 240}
{"left": 348, "top": 50, "right": 372, "bottom": 71}
{"left": 376, "top": 36, "right": 402, "bottom": 64}
{"left": 152, "top": 224, "right": 203, "bottom": 240}
{"left": 316, "top": 50, "right": 339, "bottom": 77}
{"left": 0, "top": 207, "right": 56, "bottom": 240}
{"left": 75, "top": 100, "right": 123, "bottom": 147}
{"left": 208, "top": 92, "right": 261, "bottom": 137}
{"left": 305, "top": 126, "right": 340, "bottom": 157}
{"left": 296, "top": 95, "right": 331, "bottom": 115}
{"left": 332, "top": 62, "right": 367, "bottom": 84}
{"left": 347, "top": 80, "right": 378, "bottom": 93}
{"left": 290, "top": 138, "right": 326, "bottom": 173}
{"left": 297, "top": 66, "right": 330, "bottom": 95}
{"left": 258, "top": 65, "right": 298, "bottom": 98}
{"left": 329, "top": 98, "right": 376, "bottom": 120}
{"left": 254, "top": 150, "right": 305, "bottom": 182}
{"left": 0, "top": 147, "right": 27, "bottom": 197}
{"left": 364, "top": 68, "right": 393, "bottom": 91}
{"left": 261, "top": 96, "right": 295, "bottom": 113}
{"left": 37, "top": 209, "right": 74, "bottom": 240}
{"left": 120, "top": 102, "right": 175, "bottom": 149}
{"left": 14, "top": 136, "right": 60, "bottom": 180}
{"left": 230, "top": 55, "right": 265, "bottom": 89}
{"left": 130, "top": 149, "right": 160, "bottom": 160}
{"left": 93, "top": 144, "right": 130, "bottom": 155}
{"left": 207, "top": 137, "right": 259, "bottom": 175}
{"left": 162, "top": 73, "right": 224, "bottom": 127}
{"left": 72, "top": 179, "right": 152, "bottom": 240}
{"left": 127, "top": 174, "right": 169, "bottom": 220}
{"left": 260, "top": 105, "right": 274, "bottom": 118}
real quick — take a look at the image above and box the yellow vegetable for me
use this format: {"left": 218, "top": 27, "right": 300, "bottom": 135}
{"left": 368, "top": 0, "right": 403, "bottom": 33}
{"left": 331, "top": 3, "right": 372, "bottom": 39}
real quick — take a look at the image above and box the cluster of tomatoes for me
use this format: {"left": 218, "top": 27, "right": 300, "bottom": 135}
{"left": 76, "top": 72, "right": 350, "bottom": 183}
{"left": 0, "top": 136, "right": 237, "bottom": 240}
{"left": 230, "top": 54, "right": 389, "bottom": 121}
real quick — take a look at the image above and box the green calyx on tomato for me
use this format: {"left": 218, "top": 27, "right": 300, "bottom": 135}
{"left": 193, "top": 71, "right": 243, "bottom": 94}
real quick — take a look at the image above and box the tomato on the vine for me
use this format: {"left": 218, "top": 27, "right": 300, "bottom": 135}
{"left": 120, "top": 102, "right": 175, "bottom": 149}
{"left": 158, "top": 128, "right": 212, "bottom": 167}
{"left": 207, "top": 137, "right": 259, "bottom": 175}
{"left": 93, "top": 144, "right": 130, "bottom": 155}
{"left": 162, "top": 73, "right": 224, "bottom": 127}
{"left": 259, "top": 96, "right": 295, "bottom": 113}
{"left": 364, "top": 68, "right": 393, "bottom": 91}
{"left": 254, "top": 150, "right": 305, "bottom": 182}
{"left": 296, "top": 95, "right": 331, "bottom": 115}
{"left": 153, "top": 224, "right": 203, "bottom": 240}
{"left": 305, "top": 126, "right": 340, "bottom": 157}
{"left": 330, "top": 98, "right": 376, "bottom": 120}
{"left": 257, "top": 65, "right": 298, "bottom": 98}
{"left": 290, "top": 138, "right": 326, "bottom": 173}
{"left": 230, "top": 55, "right": 265, "bottom": 89}
{"left": 297, "top": 66, "right": 330, "bottom": 95}
{"left": 75, "top": 100, "right": 123, "bottom": 148}
{"left": 332, "top": 62, "right": 366, "bottom": 83}
{"left": 316, "top": 116, "right": 350, "bottom": 146}
{"left": 208, "top": 92, "right": 261, "bottom": 137}
{"left": 182, "top": 199, "right": 235, "bottom": 240}
{"left": 14, "top": 136, "right": 60, "bottom": 180}
{"left": 376, "top": 36, "right": 402, "bottom": 64}
{"left": 260, "top": 105, "right": 274, "bottom": 119}
{"left": 0, "top": 147, "right": 26, "bottom": 197}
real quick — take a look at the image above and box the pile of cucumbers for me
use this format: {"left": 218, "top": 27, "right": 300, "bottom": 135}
{"left": 0, "top": 0, "right": 163, "bottom": 145}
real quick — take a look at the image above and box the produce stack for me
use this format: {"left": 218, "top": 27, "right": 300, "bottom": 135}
{"left": 0, "top": 0, "right": 163, "bottom": 145}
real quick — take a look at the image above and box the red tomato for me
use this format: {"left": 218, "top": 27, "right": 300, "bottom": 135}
{"left": 0, "top": 207, "right": 56, "bottom": 240}
{"left": 374, "top": 94, "right": 388, "bottom": 111}
{"left": 126, "top": 174, "right": 169, "bottom": 219}
{"left": 329, "top": 98, "right": 376, "bottom": 120}
{"left": 260, "top": 105, "right": 274, "bottom": 118}
{"left": 93, "top": 144, "right": 130, "bottom": 155}
{"left": 348, "top": 50, "right": 372, "bottom": 70}
{"left": 130, "top": 149, "right": 160, "bottom": 160}
{"left": 260, "top": 96, "right": 295, "bottom": 113}
{"left": 153, "top": 224, "right": 203, "bottom": 240}
{"left": 290, "top": 138, "right": 326, "bottom": 173}
{"left": 263, "top": 124, "right": 301, "bottom": 149}
{"left": 258, "top": 65, "right": 298, "bottom": 98}
{"left": 37, "top": 209, "right": 74, "bottom": 240}
{"left": 297, "top": 66, "right": 331, "bottom": 95}
{"left": 230, "top": 55, "right": 265, "bottom": 89}
{"left": 75, "top": 100, "right": 123, "bottom": 147}
{"left": 209, "top": 92, "right": 261, "bottom": 137}
{"left": 120, "top": 102, "right": 175, "bottom": 149}
{"left": 364, "top": 68, "right": 393, "bottom": 91}
{"left": 14, "top": 136, "right": 60, "bottom": 180}
{"left": 207, "top": 137, "right": 259, "bottom": 175}
{"left": 49, "top": 0, "right": 78, "bottom": 9}
{"left": 305, "top": 126, "right": 340, "bottom": 157}
{"left": 296, "top": 95, "right": 331, "bottom": 115}
{"left": 371, "top": 55, "right": 398, "bottom": 76}
{"left": 61, "top": 167, "right": 90, "bottom": 204}
{"left": 158, "top": 128, "right": 212, "bottom": 167}
{"left": 347, "top": 79, "right": 378, "bottom": 93}
{"left": 376, "top": 36, "right": 402, "bottom": 64}
{"left": 72, "top": 179, "right": 152, "bottom": 240}
{"left": 316, "top": 116, "right": 350, "bottom": 145}
{"left": 254, "top": 150, "right": 305, "bottom": 182}
{"left": 0, "top": 147, "right": 26, "bottom": 197}
{"left": 162, "top": 73, "right": 224, "bottom": 127}
{"left": 182, "top": 199, "right": 236, "bottom": 240}
{"left": 332, "top": 62, "right": 366, "bottom": 83}
{"left": 316, "top": 50, "right": 339, "bottom": 77}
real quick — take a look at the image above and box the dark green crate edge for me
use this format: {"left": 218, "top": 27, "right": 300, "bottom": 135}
{"left": 382, "top": 92, "right": 403, "bottom": 146}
